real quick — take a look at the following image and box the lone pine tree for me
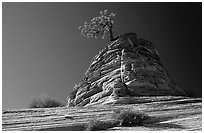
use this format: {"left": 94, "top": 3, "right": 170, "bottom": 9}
{"left": 79, "top": 10, "right": 117, "bottom": 41}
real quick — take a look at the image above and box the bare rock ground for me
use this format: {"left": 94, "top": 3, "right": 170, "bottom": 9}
{"left": 2, "top": 96, "right": 202, "bottom": 131}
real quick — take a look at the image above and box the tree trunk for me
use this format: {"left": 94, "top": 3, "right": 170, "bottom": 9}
{"left": 109, "top": 23, "right": 114, "bottom": 41}
{"left": 109, "top": 22, "right": 119, "bottom": 41}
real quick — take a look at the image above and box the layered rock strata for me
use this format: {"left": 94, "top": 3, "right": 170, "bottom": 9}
{"left": 67, "top": 32, "right": 186, "bottom": 107}
{"left": 2, "top": 96, "right": 202, "bottom": 131}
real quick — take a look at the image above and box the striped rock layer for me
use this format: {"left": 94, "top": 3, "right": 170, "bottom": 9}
{"left": 67, "top": 32, "right": 186, "bottom": 107}
{"left": 2, "top": 96, "right": 202, "bottom": 131}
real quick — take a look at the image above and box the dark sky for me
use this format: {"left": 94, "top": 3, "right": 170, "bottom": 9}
{"left": 2, "top": 2, "right": 202, "bottom": 109}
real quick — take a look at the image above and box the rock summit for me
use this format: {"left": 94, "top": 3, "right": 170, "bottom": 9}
{"left": 67, "top": 32, "right": 186, "bottom": 107}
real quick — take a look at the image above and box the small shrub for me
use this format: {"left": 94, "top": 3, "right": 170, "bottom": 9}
{"left": 85, "top": 108, "right": 150, "bottom": 131}
{"left": 113, "top": 108, "right": 150, "bottom": 126}
{"left": 86, "top": 119, "right": 108, "bottom": 131}
{"left": 85, "top": 119, "right": 117, "bottom": 131}
{"left": 29, "top": 94, "right": 64, "bottom": 108}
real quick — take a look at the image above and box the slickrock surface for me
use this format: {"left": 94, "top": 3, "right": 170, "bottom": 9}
{"left": 2, "top": 96, "right": 202, "bottom": 131}
{"left": 67, "top": 32, "right": 186, "bottom": 107}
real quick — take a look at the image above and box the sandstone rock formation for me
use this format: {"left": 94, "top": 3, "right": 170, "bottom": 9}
{"left": 67, "top": 32, "right": 186, "bottom": 107}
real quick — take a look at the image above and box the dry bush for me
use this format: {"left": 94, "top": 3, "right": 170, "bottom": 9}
{"left": 85, "top": 119, "right": 116, "bottom": 131}
{"left": 85, "top": 108, "right": 150, "bottom": 130}
{"left": 29, "top": 94, "right": 64, "bottom": 108}
{"left": 113, "top": 108, "right": 150, "bottom": 126}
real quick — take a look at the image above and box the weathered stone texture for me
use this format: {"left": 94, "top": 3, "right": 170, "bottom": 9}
{"left": 67, "top": 32, "right": 186, "bottom": 107}
{"left": 2, "top": 96, "right": 202, "bottom": 131}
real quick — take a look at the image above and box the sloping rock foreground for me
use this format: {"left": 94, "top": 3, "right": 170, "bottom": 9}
{"left": 2, "top": 96, "right": 202, "bottom": 131}
{"left": 67, "top": 32, "right": 186, "bottom": 107}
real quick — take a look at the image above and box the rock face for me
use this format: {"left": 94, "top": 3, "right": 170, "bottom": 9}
{"left": 67, "top": 32, "right": 186, "bottom": 107}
